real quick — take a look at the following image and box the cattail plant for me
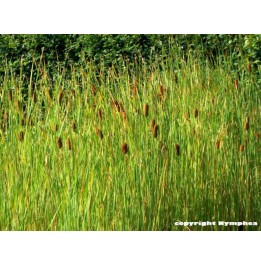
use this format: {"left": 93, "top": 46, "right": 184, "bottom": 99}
{"left": 244, "top": 117, "right": 250, "bottom": 131}
{"left": 132, "top": 85, "right": 137, "bottom": 97}
{"left": 239, "top": 144, "right": 244, "bottom": 152}
{"left": 97, "top": 109, "right": 103, "bottom": 120}
{"left": 234, "top": 79, "right": 239, "bottom": 90}
{"left": 174, "top": 75, "right": 178, "bottom": 84}
{"left": 91, "top": 85, "right": 97, "bottom": 96}
{"left": 18, "top": 131, "right": 24, "bottom": 142}
{"left": 95, "top": 128, "right": 103, "bottom": 139}
{"left": 255, "top": 133, "right": 259, "bottom": 141}
{"left": 153, "top": 124, "right": 159, "bottom": 138}
{"left": 44, "top": 88, "right": 52, "bottom": 102}
{"left": 2, "top": 111, "right": 7, "bottom": 121}
{"left": 71, "top": 121, "right": 76, "bottom": 132}
{"left": 112, "top": 100, "right": 121, "bottom": 113}
{"left": 158, "top": 85, "right": 164, "bottom": 97}
{"left": 143, "top": 104, "right": 149, "bottom": 117}
{"left": 194, "top": 108, "right": 199, "bottom": 118}
{"left": 122, "top": 142, "right": 128, "bottom": 154}
{"left": 57, "top": 90, "right": 63, "bottom": 104}
{"left": 175, "top": 144, "right": 180, "bottom": 156}
{"left": 56, "top": 137, "right": 63, "bottom": 149}
{"left": 66, "top": 138, "right": 71, "bottom": 150}
{"left": 216, "top": 140, "right": 221, "bottom": 150}
{"left": 52, "top": 124, "right": 58, "bottom": 132}
{"left": 8, "top": 90, "right": 12, "bottom": 101}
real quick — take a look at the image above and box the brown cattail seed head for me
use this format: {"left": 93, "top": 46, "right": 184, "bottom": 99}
{"left": 18, "top": 131, "right": 24, "bottom": 142}
{"left": 57, "top": 137, "right": 63, "bottom": 149}
{"left": 174, "top": 75, "right": 178, "bottom": 84}
{"left": 71, "top": 121, "right": 76, "bottom": 132}
{"left": 97, "top": 109, "right": 103, "bottom": 119}
{"left": 95, "top": 128, "right": 103, "bottom": 139}
{"left": 234, "top": 79, "right": 239, "bottom": 89}
{"left": 158, "top": 85, "right": 164, "bottom": 96}
{"left": 122, "top": 143, "right": 128, "bottom": 154}
{"left": 52, "top": 124, "right": 58, "bottom": 132}
{"left": 112, "top": 100, "right": 121, "bottom": 112}
{"left": 91, "top": 85, "right": 97, "bottom": 96}
{"left": 175, "top": 144, "right": 180, "bottom": 156}
{"left": 8, "top": 90, "right": 13, "bottom": 101}
{"left": 57, "top": 90, "right": 63, "bottom": 104}
{"left": 194, "top": 108, "right": 199, "bottom": 118}
{"left": 66, "top": 138, "right": 71, "bottom": 150}
{"left": 239, "top": 144, "right": 244, "bottom": 152}
{"left": 216, "top": 140, "right": 221, "bottom": 150}
{"left": 132, "top": 85, "right": 137, "bottom": 96}
{"left": 255, "top": 133, "right": 259, "bottom": 141}
{"left": 244, "top": 118, "right": 250, "bottom": 131}
{"left": 151, "top": 119, "right": 156, "bottom": 131}
{"left": 143, "top": 104, "right": 149, "bottom": 117}
{"left": 2, "top": 111, "right": 7, "bottom": 121}
{"left": 153, "top": 124, "right": 159, "bottom": 138}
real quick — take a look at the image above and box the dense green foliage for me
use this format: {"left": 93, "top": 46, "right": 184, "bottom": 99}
{"left": 0, "top": 35, "right": 260, "bottom": 80}
{"left": 0, "top": 48, "right": 260, "bottom": 230}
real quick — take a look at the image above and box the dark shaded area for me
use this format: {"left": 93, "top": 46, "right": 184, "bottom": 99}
{"left": 0, "top": 34, "right": 260, "bottom": 85}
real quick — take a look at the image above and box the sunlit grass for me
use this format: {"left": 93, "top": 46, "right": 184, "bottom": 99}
{"left": 0, "top": 51, "right": 260, "bottom": 230}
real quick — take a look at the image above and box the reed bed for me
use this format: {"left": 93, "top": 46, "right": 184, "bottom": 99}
{"left": 0, "top": 51, "right": 260, "bottom": 231}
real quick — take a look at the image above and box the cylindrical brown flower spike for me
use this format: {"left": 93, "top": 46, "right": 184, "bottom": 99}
{"left": 234, "top": 79, "right": 239, "bottom": 90}
{"left": 52, "top": 124, "right": 58, "bottom": 132}
{"left": 91, "top": 85, "right": 97, "bottom": 96}
{"left": 216, "top": 140, "right": 221, "bottom": 150}
{"left": 95, "top": 128, "right": 103, "bottom": 139}
{"left": 71, "top": 121, "right": 76, "bottom": 132}
{"left": 57, "top": 137, "right": 63, "bottom": 149}
{"left": 66, "top": 138, "right": 71, "bottom": 150}
{"left": 158, "top": 85, "right": 164, "bottom": 97}
{"left": 97, "top": 109, "right": 103, "bottom": 120}
{"left": 194, "top": 108, "right": 199, "bottom": 118}
{"left": 132, "top": 85, "right": 137, "bottom": 96}
{"left": 175, "top": 144, "right": 180, "bottom": 156}
{"left": 143, "top": 104, "right": 149, "bottom": 117}
{"left": 8, "top": 90, "right": 12, "bottom": 101}
{"left": 18, "top": 131, "right": 24, "bottom": 142}
{"left": 122, "top": 143, "right": 128, "bottom": 154}
{"left": 244, "top": 118, "right": 250, "bottom": 131}
{"left": 239, "top": 144, "right": 244, "bottom": 152}
{"left": 57, "top": 90, "right": 63, "bottom": 104}
{"left": 153, "top": 124, "right": 159, "bottom": 138}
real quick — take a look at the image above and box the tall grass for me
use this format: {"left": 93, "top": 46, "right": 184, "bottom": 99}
{"left": 0, "top": 50, "right": 260, "bottom": 230}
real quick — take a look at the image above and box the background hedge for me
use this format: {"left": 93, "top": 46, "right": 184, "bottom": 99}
{"left": 0, "top": 34, "right": 260, "bottom": 81}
